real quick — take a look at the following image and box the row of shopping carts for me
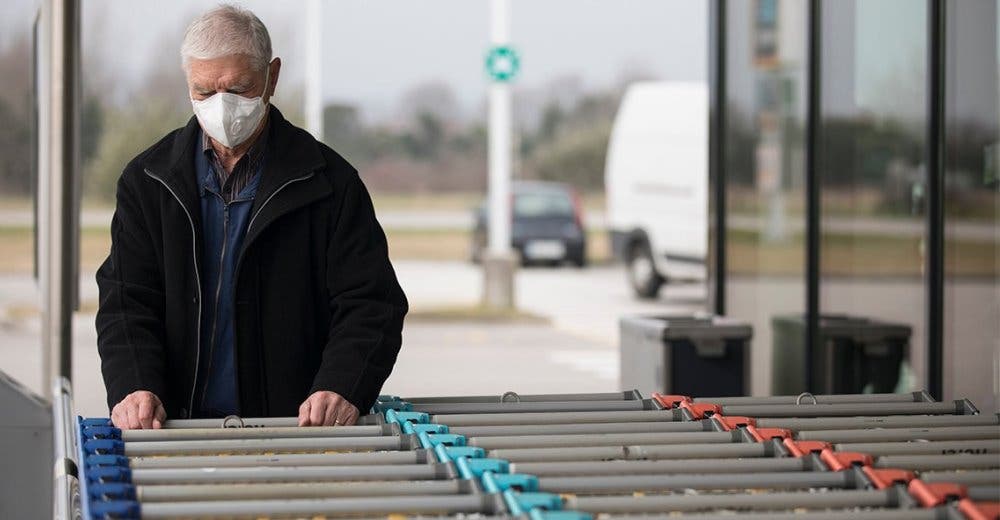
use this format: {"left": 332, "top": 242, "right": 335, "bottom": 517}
{"left": 55, "top": 380, "right": 999, "bottom": 519}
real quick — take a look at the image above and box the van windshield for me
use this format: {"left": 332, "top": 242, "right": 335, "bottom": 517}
{"left": 514, "top": 190, "right": 574, "bottom": 218}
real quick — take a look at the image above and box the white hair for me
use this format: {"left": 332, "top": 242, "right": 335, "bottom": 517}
{"left": 181, "top": 4, "right": 272, "bottom": 71}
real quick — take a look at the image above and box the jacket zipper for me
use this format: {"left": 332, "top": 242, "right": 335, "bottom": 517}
{"left": 138, "top": 169, "right": 312, "bottom": 417}
{"left": 198, "top": 188, "right": 255, "bottom": 413}
{"left": 200, "top": 194, "right": 230, "bottom": 411}
{"left": 143, "top": 168, "right": 202, "bottom": 418}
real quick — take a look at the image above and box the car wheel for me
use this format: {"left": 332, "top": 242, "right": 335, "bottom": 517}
{"left": 627, "top": 240, "right": 663, "bottom": 299}
{"left": 572, "top": 253, "right": 587, "bottom": 268}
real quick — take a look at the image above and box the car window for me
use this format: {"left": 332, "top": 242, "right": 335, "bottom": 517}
{"left": 514, "top": 190, "right": 574, "bottom": 218}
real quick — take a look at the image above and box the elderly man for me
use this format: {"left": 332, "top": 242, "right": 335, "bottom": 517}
{"left": 96, "top": 5, "right": 407, "bottom": 429}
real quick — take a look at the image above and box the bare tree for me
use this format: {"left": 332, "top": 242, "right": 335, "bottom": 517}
{"left": 396, "top": 81, "right": 462, "bottom": 126}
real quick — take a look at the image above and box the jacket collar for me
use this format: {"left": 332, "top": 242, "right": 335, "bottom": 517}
{"left": 141, "top": 105, "right": 329, "bottom": 234}
{"left": 143, "top": 106, "right": 325, "bottom": 187}
{"left": 139, "top": 114, "right": 203, "bottom": 235}
{"left": 244, "top": 106, "right": 330, "bottom": 248}
{"left": 254, "top": 105, "right": 327, "bottom": 198}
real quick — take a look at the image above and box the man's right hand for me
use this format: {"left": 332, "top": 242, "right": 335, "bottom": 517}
{"left": 111, "top": 390, "right": 167, "bottom": 430}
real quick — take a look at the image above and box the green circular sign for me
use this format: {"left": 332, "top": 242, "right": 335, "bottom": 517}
{"left": 485, "top": 46, "right": 520, "bottom": 82}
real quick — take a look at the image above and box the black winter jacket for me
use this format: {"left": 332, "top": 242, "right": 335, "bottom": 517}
{"left": 96, "top": 107, "right": 408, "bottom": 419}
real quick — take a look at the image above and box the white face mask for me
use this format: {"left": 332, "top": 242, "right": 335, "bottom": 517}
{"left": 191, "top": 68, "right": 270, "bottom": 148}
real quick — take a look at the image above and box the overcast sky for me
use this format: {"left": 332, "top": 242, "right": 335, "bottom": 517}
{"left": 1, "top": 0, "right": 707, "bottom": 121}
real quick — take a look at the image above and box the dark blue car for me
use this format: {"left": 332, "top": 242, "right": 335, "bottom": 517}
{"left": 471, "top": 181, "right": 587, "bottom": 267}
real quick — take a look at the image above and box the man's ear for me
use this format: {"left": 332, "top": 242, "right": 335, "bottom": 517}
{"left": 266, "top": 58, "right": 282, "bottom": 102}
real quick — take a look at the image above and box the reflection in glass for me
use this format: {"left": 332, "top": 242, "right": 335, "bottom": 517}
{"left": 0, "top": 2, "right": 45, "bottom": 394}
{"left": 818, "top": 0, "right": 927, "bottom": 392}
{"left": 943, "top": 0, "right": 1000, "bottom": 411}
{"left": 725, "top": 0, "right": 807, "bottom": 395}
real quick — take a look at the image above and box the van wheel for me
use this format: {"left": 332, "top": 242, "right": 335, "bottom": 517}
{"left": 627, "top": 240, "right": 663, "bottom": 299}
{"left": 470, "top": 232, "right": 486, "bottom": 264}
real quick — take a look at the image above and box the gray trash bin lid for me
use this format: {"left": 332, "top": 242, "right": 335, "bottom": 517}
{"left": 621, "top": 314, "right": 753, "bottom": 341}
{"left": 774, "top": 314, "right": 912, "bottom": 343}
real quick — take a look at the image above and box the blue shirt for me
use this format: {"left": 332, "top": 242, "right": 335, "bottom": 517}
{"left": 193, "top": 130, "right": 266, "bottom": 417}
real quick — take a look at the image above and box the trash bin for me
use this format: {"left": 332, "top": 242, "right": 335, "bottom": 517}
{"left": 0, "top": 370, "right": 52, "bottom": 519}
{"left": 619, "top": 314, "right": 752, "bottom": 397}
{"left": 771, "top": 314, "right": 911, "bottom": 395}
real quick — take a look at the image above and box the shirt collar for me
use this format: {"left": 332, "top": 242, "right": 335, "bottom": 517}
{"left": 201, "top": 118, "right": 270, "bottom": 162}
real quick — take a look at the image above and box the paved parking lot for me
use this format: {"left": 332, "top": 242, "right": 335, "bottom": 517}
{"left": 0, "top": 260, "right": 704, "bottom": 416}
{"left": 7, "top": 259, "right": 994, "bottom": 414}
{"left": 396, "top": 260, "right": 706, "bottom": 345}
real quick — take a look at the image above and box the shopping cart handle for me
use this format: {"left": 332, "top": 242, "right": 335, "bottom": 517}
{"left": 746, "top": 426, "right": 792, "bottom": 443}
{"left": 490, "top": 473, "right": 539, "bottom": 492}
{"left": 80, "top": 417, "right": 112, "bottom": 427}
{"left": 83, "top": 426, "right": 122, "bottom": 440}
{"left": 385, "top": 409, "right": 429, "bottom": 425}
{"left": 651, "top": 393, "right": 692, "bottom": 408}
{"left": 372, "top": 401, "right": 412, "bottom": 413}
{"left": 87, "top": 466, "right": 132, "bottom": 484}
{"left": 88, "top": 482, "right": 136, "bottom": 501}
{"left": 783, "top": 439, "right": 831, "bottom": 457}
{"left": 404, "top": 423, "right": 449, "bottom": 435}
{"left": 820, "top": 449, "right": 873, "bottom": 471}
{"left": 434, "top": 444, "right": 485, "bottom": 462}
{"left": 679, "top": 402, "right": 722, "bottom": 420}
{"left": 908, "top": 480, "right": 967, "bottom": 507}
{"left": 83, "top": 439, "right": 125, "bottom": 455}
{"left": 85, "top": 454, "right": 129, "bottom": 468}
{"left": 89, "top": 500, "right": 140, "bottom": 519}
{"left": 458, "top": 457, "right": 510, "bottom": 479}
{"left": 507, "top": 491, "right": 563, "bottom": 514}
{"left": 712, "top": 415, "right": 756, "bottom": 431}
{"left": 862, "top": 467, "right": 915, "bottom": 490}
{"left": 417, "top": 432, "right": 466, "bottom": 448}
{"left": 957, "top": 498, "right": 1000, "bottom": 520}
{"left": 529, "top": 511, "right": 592, "bottom": 520}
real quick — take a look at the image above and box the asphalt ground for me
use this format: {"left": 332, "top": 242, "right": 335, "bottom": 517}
{"left": 0, "top": 260, "right": 703, "bottom": 417}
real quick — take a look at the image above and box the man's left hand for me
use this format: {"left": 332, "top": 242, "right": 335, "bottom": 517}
{"left": 298, "top": 391, "right": 359, "bottom": 426}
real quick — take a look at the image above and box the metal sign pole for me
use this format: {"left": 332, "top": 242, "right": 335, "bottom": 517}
{"left": 483, "top": 0, "right": 517, "bottom": 309}
{"left": 304, "top": 0, "right": 324, "bottom": 140}
{"left": 41, "top": 0, "right": 80, "bottom": 398}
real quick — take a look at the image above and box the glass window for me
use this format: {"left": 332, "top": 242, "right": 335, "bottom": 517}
{"left": 514, "top": 188, "right": 575, "bottom": 218}
{"left": 0, "top": 2, "right": 43, "bottom": 394}
{"left": 725, "top": 0, "right": 808, "bottom": 395}
{"left": 818, "top": 0, "right": 927, "bottom": 392}
{"left": 943, "top": 0, "right": 1000, "bottom": 411}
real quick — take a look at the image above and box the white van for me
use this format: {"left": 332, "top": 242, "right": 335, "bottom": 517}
{"left": 605, "top": 82, "right": 708, "bottom": 298}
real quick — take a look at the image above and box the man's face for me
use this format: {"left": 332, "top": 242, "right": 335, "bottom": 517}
{"left": 186, "top": 54, "right": 274, "bottom": 102}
